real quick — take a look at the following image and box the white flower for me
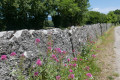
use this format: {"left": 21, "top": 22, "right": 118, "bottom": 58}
{"left": 24, "top": 51, "right": 28, "bottom": 58}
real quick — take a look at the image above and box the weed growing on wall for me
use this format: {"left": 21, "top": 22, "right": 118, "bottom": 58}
{"left": 0, "top": 37, "right": 100, "bottom": 80}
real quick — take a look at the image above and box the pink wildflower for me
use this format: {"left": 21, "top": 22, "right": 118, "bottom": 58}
{"left": 80, "top": 59, "right": 82, "bottom": 61}
{"left": 62, "top": 51, "right": 66, "bottom": 54}
{"left": 51, "top": 54, "right": 57, "bottom": 60}
{"left": 85, "top": 66, "right": 90, "bottom": 71}
{"left": 52, "top": 54, "right": 56, "bottom": 58}
{"left": 55, "top": 48, "right": 62, "bottom": 53}
{"left": 48, "top": 47, "right": 52, "bottom": 50}
{"left": 86, "top": 73, "right": 92, "bottom": 77}
{"left": 68, "top": 74, "right": 74, "bottom": 79}
{"left": 35, "top": 38, "right": 40, "bottom": 43}
{"left": 36, "top": 59, "right": 42, "bottom": 66}
{"left": 1, "top": 55, "right": 7, "bottom": 60}
{"left": 56, "top": 59, "right": 59, "bottom": 62}
{"left": 73, "top": 64, "right": 77, "bottom": 67}
{"left": 92, "top": 54, "right": 96, "bottom": 58}
{"left": 69, "top": 69, "right": 73, "bottom": 72}
{"left": 21, "top": 53, "right": 24, "bottom": 57}
{"left": 54, "top": 57, "right": 57, "bottom": 60}
{"left": 69, "top": 64, "right": 72, "bottom": 67}
{"left": 21, "top": 53, "right": 25, "bottom": 58}
{"left": 67, "top": 58, "right": 70, "bottom": 62}
{"left": 60, "top": 56, "right": 64, "bottom": 59}
{"left": 34, "top": 72, "right": 39, "bottom": 76}
{"left": 73, "top": 57, "right": 77, "bottom": 61}
{"left": 10, "top": 52, "right": 16, "bottom": 56}
{"left": 56, "top": 75, "right": 61, "bottom": 80}
{"left": 64, "top": 64, "right": 67, "bottom": 66}
{"left": 48, "top": 42, "right": 52, "bottom": 46}
{"left": 72, "top": 49, "right": 75, "bottom": 52}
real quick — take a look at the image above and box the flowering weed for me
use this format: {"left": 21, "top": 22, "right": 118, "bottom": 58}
{"left": 1, "top": 37, "right": 100, "bottom": 80}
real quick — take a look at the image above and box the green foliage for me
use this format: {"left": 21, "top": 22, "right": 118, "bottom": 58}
{"left": 74, "top": 0, "right": 90, "bottom": 25}
{"left": 114, "top": 9, "right": 120, "bottom": 15}
{"left": 0, "top": 0, "right": 48, "bottom": 30}
{"left": 113, "top": 9, "right": 120, "bottom": 24}
{"left": 2, "top": 37, "right": 100, "bottom": 80}
{"left": 0, "top": 0, "right": 119, "bottom": 30}
{"left": 107, "top": 11, "right": 117, "bottom": 23}
{"left": 56, "top": 0, "right": 81, "bottom": 27}
{"left": 14, "top": 41, "right": 99, "bottom": 80}
{"left": 86, "top": 11, "right": 107, "bottom": 24}
{"left": 0, "top": 0, "right": 89, "bottom": 30}
{"left": 29, "top": 0, "right": 48, "bottom": 29}
{"left": 51, "top": 0, "right": 89, "bottom": 28}
{"left": 47, "top": 20, "right": 54, "bottom": 27}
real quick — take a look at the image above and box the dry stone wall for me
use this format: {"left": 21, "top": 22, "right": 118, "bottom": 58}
{"left": 0, "top": 23, "right": 112, "bottom": 55}
{"left": 0, "top": 23, "right": 112, "bottom": 80}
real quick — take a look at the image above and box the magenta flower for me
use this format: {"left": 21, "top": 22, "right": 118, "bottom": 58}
{"left": 92, "top": 54, "right": 96, "bottom": 58}
{"left": 62, "top": 51, "right": 66, "bottom": 54}
{"left": 48, "top": 42, "right": 52, "bottom": 46}
{"left": 21, "top": 53, "right": 25, "bottom": 58}
{"left": 1, "top": 55, "right": 7, "bottom": 60}
{"left": 85, "top": 66, "right": 90, "bottom": 71}
{"left": 67, "top": 58, "right": 70, "bottom": 62}
{"left": 69, "top": 64, "right": 72, "bottom": 67}
{"left": 10, "top": 52, "right": 16, "bottom": 56}
{"left": 68, "top": 74, "right": 74, "bottom": 79}
{"left": 72, "top": 49, "right": 75, "bottom": 52}
{"left": 86, "top": 73, "right": 92, "bottom": 77}
{"left": 73, "top": 57, "right": 77, "bottom": 61}
{"left": 36, "top": 59, "right": 42, "bottom": 66}
{"left": 80, "top": 59, "right": 82, "bottom": 61}
{"left": 34, "top": 72, "right": 39, "bottom": 76}
{"left": 56, "top": 59, "right": 59, "bottom": 62}
{"left": 73, "top": 63, "right": 77, "bottom": 67}
{"left": 56, "top": 75, "right": 61, "bottom": 80}
{"left": 51, "top": 54, "right": 57, "bottom": 60}
{"left": 64, "top": 64, "right": 67, "bottom": 66}
{"left": 48, "top": 47, "right": 52, "bottom": 50}
{"left": 60, "top": 56, "right": 64, "bottom": 59}
{"left": 55, "top": 48, "right": 62, "bottom": 53}
{"left": 52, "top": 54, "right": 55, "bottom": 58}
{"left": 35, "top": 38, "right": 40, "bottom": 43}
{"left": 54, "top": 57, "right": 57, "bottom": 60}
{"left": 69, "top": 69, "right": 73, "bottom": 72}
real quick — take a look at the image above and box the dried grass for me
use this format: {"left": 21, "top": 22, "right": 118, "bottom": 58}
{"left": 95, "top": 27, "right": 117, "bottom": 80}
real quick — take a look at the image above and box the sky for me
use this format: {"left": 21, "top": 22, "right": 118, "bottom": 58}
{"left": 89, "top": 0, "right": 120, "bottom": 14}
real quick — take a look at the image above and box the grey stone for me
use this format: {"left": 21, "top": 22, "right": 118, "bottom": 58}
{"left": 0, "top": 23, "right": 112, "bottom": 80}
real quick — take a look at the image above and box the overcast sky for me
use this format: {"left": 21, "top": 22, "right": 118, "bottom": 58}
{"left": 89, "top": 0, "right": 120, "bottom": 14}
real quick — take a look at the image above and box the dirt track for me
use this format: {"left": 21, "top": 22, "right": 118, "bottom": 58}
{"left": 114, "top": 26, "right": 120, "bottom": 80}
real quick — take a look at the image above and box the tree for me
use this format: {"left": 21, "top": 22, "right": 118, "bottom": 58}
{"left": 107, "top": 11, "right": 117, "bottom": 24}
{"left": 74, "top": 0, "right": 90, "bottom": 26}
{"left": 0, "top": 0, "right": 90, "bottom": 30}
{"left": 29, "top": 0, "right": 48, "bottom": 29}
{"left": 58, "top": 0, "right": 81, "bottom": 27}
{"left": 16, "top": 0, "right": 31, "bottom": 29}
{"left": 113, "top": 9, "right": 120, "bottom": 24}
{"left": 0, "top": 0, "right": 18, "bottom": 30}
{"left": 51, "top": 0, "right": 89, "bottom": 28}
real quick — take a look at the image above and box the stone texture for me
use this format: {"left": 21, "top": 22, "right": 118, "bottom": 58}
{"left": 0, "top": 23, "right": 112, "bottom": 80}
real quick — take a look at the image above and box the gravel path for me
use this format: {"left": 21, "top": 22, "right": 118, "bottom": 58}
{"left": 114, "top": 26, "right": 120, "bottom": 80}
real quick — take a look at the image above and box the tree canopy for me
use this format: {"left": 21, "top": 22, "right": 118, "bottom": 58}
{"left": 0, "top": 0, "right": 120, "bottom": 31}
{"left": 0, "top": 0, "right": 90, "bottom": 30}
